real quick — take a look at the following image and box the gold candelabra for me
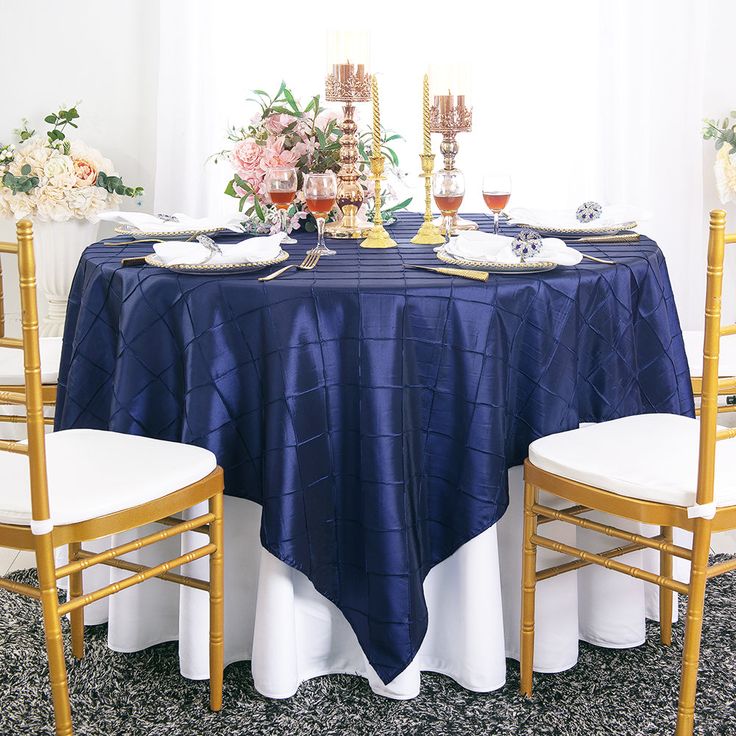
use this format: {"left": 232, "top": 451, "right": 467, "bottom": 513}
{"left": 324, "top": 65, "right": 372, "bottom": 239}
{"left": 430, "top": 92, "right": 477, "bottom": 233}
{"left": 360, "top": 76, "right": 397, "bottom": 249}
{"left": 411, "top": 74, "right": 445, "bottom": 245}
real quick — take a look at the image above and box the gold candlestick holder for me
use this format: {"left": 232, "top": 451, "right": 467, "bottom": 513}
{"left": 411, "top": 153, "right": 445, "bottom": 245}
{"left": 360, "top": 154, "right": 397, "bottom": 249}
{"left": 430, "top": 101, "right": 478, "bottom": 233}
{"left": 324, "top": 70, "right": 372, "bottom": 239}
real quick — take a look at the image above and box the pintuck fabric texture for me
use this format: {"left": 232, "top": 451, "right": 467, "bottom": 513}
{"left": 54, "top": 213, "right": 694, "bottom": 685}
{"left": 528, "top": 413, "right": 736, "bottom": 508}
{"left": 0, "top": 429, "right": 217, "bottom": 526}
{"left": 0, "top": 336, "right": 63, "bottom": 384}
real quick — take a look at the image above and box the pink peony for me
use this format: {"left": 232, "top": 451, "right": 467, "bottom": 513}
{"left": 231, "top": 139, "right": 263, "bottom": 172}
{"left": 315, "top": 110, "right": 339, "bottom": 129}
{"left": 72, "top": 158, "right": 98, "bottom": 187}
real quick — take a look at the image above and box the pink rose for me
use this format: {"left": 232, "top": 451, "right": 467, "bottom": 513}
{"left": 231, "top": 139, "right": 263, "bottom": 172}
{"left": 72, "top": 158, "right": 98, "bottom": 186}
{"left": 264, "top": 113, "right": 293, "bottom": 136}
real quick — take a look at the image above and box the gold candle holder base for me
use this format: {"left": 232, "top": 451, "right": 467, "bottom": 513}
{"left": 411, "top": 220, "right": 445, "bottom": 245}
{"left": 411, "top": 153, "right": 445, "bottom": 245}
{"left": 360, "top": 223, "right": 397, "bottom": 249}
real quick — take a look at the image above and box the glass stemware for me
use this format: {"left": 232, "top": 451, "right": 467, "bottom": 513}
{"left": 304, "top": 171, "right": 337, "bottom": 256}
{"left": 433, "top": 169, "right": 465, "bottom": 242}
{"left": 482, "top": 174, "right": 512, "bottom": 235}
{"left": 265, "top": 167, "right": 298, "bottom": 245}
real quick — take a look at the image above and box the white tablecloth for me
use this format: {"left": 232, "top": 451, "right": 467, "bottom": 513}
{"left": 62, "top": 466, "right": 691, "bottom": 699}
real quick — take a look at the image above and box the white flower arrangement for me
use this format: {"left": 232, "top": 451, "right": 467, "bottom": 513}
{"left": 0, "top": 105, "right": 143, "bottom": 222}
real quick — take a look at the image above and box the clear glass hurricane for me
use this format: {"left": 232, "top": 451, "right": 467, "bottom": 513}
{"left": 304, "top": 171, "right": 337, "bottom": 256}
{"left": 433, "top": 169, "right": 465, "bottom": 242}
{"left": 265, "top": 166, "right": 298, "bottom": 245}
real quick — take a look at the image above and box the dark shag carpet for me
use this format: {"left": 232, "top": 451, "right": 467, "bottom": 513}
{"left": 0, "top": 560, "right": 735, "bottom": 736}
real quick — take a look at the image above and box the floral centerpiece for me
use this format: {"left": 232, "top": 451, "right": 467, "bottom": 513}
{"left": 0, "top": 104, "right": 144, "bottom": 337}
{"left": 213, "top": 82, "right": 410, "bottom": 234}
{"left": 0, "top": 105, "right": 143, "bottom": 221}
{"left": 703, "top": 112, "right": 736, "bottom": 204}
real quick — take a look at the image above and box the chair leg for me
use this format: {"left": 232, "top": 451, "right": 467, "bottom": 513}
{"left": 68, "top": 543, "right": 84, "bottom": 660}
{"left": 36, "top": 533, "right": 74, "bottom": 736}
{"left": 519, "top": 481, "right": 539, "bottom": 697}
{"left": 209, "top": 492, "right": 225, "bottom": 711}
{"left": 659, "top": 526, "right": 673, "bottom": 646}
{"left": 675, "top": 520, "right": 711, "bottom": 736}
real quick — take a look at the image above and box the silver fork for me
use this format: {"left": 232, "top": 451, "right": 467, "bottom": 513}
{"left": 259, "top": 248, "right": 321, "bottom": 282}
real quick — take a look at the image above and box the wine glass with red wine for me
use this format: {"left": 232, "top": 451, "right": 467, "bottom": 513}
{"left": 304, "top": 171, "right": 338, "bottom": 256}
{"left": 482, "top": 174, "right": 512, "bottom": 235}
{"left": 433, "top": 169, "right": 465, "bottom": 242}
{"left": 265, "top": 167, "right": 298, "bottom": 245}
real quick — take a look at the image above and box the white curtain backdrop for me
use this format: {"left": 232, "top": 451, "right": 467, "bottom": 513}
{"left": 153, "top": 0, "right": 711, "bottom": 326}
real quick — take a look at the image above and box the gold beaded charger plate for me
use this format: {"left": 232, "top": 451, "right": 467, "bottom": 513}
{"left": 144, "top": 249, "right": 289, "bottom": 274}
{"left": 114, "top": 225, "right": 236, "bottom": 240}
{"left": 507, "top": 220, "right": 638, "bottom": 237}
{"left": 436, "top": 248, "right": 557, "bottom": 274}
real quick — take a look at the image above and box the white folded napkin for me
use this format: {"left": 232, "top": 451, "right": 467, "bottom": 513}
{"left": 96, "top": 210, "right": 244, "bottom": 233}
{"left": 507, "top": 205, "right": 641, "bottom": 230}
{"left": 153, "top": 233, "right": 286, "bottom": 266}
{"left": 445, "top": 231, "right": 583, "bottom": 266}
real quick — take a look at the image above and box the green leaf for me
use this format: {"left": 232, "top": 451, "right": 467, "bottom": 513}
{"left": 283, "top": 87, "right": 299, "bottom": 113}
{"left": 253, "top": 196, "right": 265, "bottom": 221}
{"left": 44, "top": 115, "right": 57, "bottom": 124}
{"left": 224, "top": 180, "right": 237, "bottom": 198}
{"left": 316, "top": 128, "right": 327, "bottom": 149}
{"left": 21, "top": 164, "right": 31, "bottom": 175}
{"left": 304, "top": 95, "right": 319, "bottom": 114}
{"left": 269, "top": 106, "right": 297, "bottom": 117}
{"left": 716, "top": 139, "right": 724, "bottom": 150}
{"left": 383, "top": 197, "right": 412, "bottom": 214}
{"left": 383, "top": 134, "right": 402, "bottom": 142}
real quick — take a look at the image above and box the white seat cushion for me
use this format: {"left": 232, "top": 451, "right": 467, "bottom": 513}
{"left": 0, "top": 337, "right": 63, "bottom": 385}
{"left": 0, "top": 429, "right": 217, "bottom": 526}
{"left": 528, "top": 414, "right": 736, "bottom": 509}
{"left": 682, "top": 330, "right": 736, "bottom": 378}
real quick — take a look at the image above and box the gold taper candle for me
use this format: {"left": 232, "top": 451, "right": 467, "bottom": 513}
{"left": 372, "top": 76, "right": 380, "bottom": 156}
{"left": 423, "top": 74, "right": 431, "bottom": 156}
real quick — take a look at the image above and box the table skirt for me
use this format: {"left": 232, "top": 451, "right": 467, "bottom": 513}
{"left": 63, "top": 467, "right": 691, "bottom": 699}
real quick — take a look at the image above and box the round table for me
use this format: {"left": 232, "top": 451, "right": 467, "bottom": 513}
{"left": 55, "top": 212, "right": 694, "bottom": 696}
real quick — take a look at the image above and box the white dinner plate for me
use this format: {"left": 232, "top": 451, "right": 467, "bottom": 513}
{"left": 144, "top": 249, "right": 289, "bottom": 274}
{"left": 436, "top": 248, "right": 557, "bottom": 274}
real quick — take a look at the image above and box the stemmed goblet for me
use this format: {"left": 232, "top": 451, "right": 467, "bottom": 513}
{"left": 433, "top": 169, "right": 465, "bottom": 242}
{"left": 265, "top": 166, "right": 298, "bottom": 245}
{"left": 304, "top": 171, "right": 337, "bottom": 256}
{"left": 482, "top": 174, "right": 512, "bottom": 235}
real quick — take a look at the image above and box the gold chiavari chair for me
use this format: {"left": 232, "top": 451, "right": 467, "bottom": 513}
{"left": 0, "top": 220, "right": 225, "bottom": 736}
{"left": 519, "top": 210, "right": 736, "bottom": 736}
{"left": 0, "top": 247, "right": 61, "bottom": 429}
{"left": 684, "top": 328, "right": 736, "bottom": 415}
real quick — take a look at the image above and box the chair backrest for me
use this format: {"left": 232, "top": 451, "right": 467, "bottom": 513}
{"left": 0, "top": 220, "right": 51, "bottom": 531}
{"left": 696, "top": 210, "right": 736, "bottom": 508}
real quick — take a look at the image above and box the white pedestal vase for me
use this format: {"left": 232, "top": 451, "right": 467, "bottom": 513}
{"left": 33, "top": 219, "right": 99, "bottom": 337}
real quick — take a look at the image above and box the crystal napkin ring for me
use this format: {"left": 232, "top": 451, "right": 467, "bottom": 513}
{"left": 576, "top": 201, "right": 602, "bottom": 223}
{"left": 512, "top": 229, "right": 543, "bottom": 262}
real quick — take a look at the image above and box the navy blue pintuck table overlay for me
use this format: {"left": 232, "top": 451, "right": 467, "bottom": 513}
{"left": 55, "top": 212, "right": 694, "bottom": 684}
